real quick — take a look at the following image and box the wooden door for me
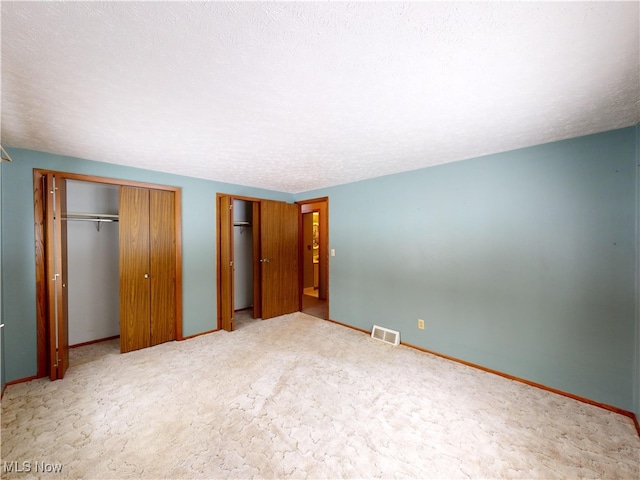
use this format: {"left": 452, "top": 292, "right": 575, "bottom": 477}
{"left": 150, "top": 189, "right": 176, "bottom": 345}
{"left": 218, "top": 195, "right": 234, "bottom": 331}
{"left": 58, "top": 178, "right": 69, "bottom": 377}
{"left": 45, "top": 174, "right": 69, "bottom": 380}
{"left": 119, "top": 187, "right": 151, "bottom": 353}
{"left": 252, "top": 202, "right": 261, "bottom": 319}
{"left": 260, "top": 200, "right": 299, "bottom": 319}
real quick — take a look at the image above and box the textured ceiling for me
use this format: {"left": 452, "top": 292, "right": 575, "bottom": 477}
{"left": 2, "top": 2, "right": 639, "bottom": 193}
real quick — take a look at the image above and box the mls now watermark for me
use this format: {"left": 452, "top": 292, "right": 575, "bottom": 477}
{"left": 3, "top": 461, "right": 63, "bottom": 474}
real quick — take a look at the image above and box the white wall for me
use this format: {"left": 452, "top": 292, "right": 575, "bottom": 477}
{"left": 233, "top": 200, "right": 253, "bottom": 310}
{"left": 66, "top": 181, "right": 119, "bottom": 345}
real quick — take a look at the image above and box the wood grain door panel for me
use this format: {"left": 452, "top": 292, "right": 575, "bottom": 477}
{"left": 119, "top": 187, "right": 151, "bottom": 353}
{"left": 150, "top": 189, "right": 176, "bottom": 345}
{"left": 252, "top": 202, "right": 261, "bottom": 319}
{"left": 44, "top": 175, "right": 57, "bottom": 379}
{"left": 261, "top": 200, "right": 299, "bottom": 319}
{"left": 44, "top": 174, "right": 70, "bottom": 380}
{"left": 57, "top": 177, "right": 69, "bottom": 378}
{"left": 219, "top": 195, "right": 234, "bottom": 331}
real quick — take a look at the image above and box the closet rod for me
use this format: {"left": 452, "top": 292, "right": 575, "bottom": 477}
{"left": 62, "top": 213, "right": 119, "bottom": 231}
{"left": 64, "top": 218, "right": 117, "bottom": 223}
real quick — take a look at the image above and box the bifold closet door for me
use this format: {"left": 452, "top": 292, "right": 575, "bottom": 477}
{"left": 119, "top": 187, "right": 176, "bottom": 353}
{"left": 44, "top": 174, "right": 69, "bottom": 380}
{"left": 119, "top": 187, "right": 151, "bottom": 353}
{"left": 218, "top": 195, "right": 234, "bottom": 332}
{"left": 149, "top": 189, "right": 176, "bottom": 345}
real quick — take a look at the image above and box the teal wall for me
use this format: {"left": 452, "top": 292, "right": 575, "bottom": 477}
{"left": 295, "top": 127, "right": 638, "bottom": 412}
{"left": 3, "top": 127, "right": 638, "bottom": 414}
{"left": 1, "top": 148, "right": 291, "bottom": 383}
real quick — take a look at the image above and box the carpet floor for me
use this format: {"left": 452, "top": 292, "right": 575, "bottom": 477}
{"left": 1, "top": 312, "right": 639, "bottom": 479}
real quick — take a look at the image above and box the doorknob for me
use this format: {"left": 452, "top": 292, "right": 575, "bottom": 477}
{"left": 260, "top": 258, "right": 270, "bottom": 263}
{"left": 144, "top": 273, "right": 149, "bottom": 279}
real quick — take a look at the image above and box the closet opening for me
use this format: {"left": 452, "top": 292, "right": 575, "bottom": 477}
{"left": 232, "top": 199, "right": 259, "bottom": 330}
{"left": 66, "top": 180, "right": 120, "bottom": 362}
{"left": 217, "top": 194, "right": 299, "bottom": 331}
{"left": 34, "top": 170, "right": 183, "bottom": 380}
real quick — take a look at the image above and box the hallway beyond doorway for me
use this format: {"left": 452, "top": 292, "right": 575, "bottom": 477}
{"left": 302, "top": 292, "right": 326, "bottom": 319}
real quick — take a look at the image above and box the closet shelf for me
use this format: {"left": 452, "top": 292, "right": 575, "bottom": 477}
{"left": 233, "top": 221, "right": 251, "bottom": 227}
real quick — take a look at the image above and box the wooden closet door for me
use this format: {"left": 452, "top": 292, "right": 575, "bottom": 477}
{"left": 149, "top": 189, "right": 176, "bottom": 345}
{"left": 45, "top": 174, "right": 69, "bottom": 380}
{"left": 261, "top": 200, "right": 299, "bottom": 319}
{"left": 252, "top": 202, "right": 261, "bottom": 319}
{"left": 119, "top": 187, "right": 151, "bottom": 353}
{"left": 218, "top": 195, "right": 234, "bottom": 331}
{"left": 57, "top": 177, "right": 69, "bottom": 377}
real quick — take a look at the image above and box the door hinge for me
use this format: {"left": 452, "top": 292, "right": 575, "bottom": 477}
{"left": 229, "top": 204, "right": 233, "bottom": 210}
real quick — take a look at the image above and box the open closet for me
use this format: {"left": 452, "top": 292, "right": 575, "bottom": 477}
{"left": 66, "top": 180, "right": 120, "bottom": 348}
{"left": 34, "top": 170, "right": 182, "bottom": 380}
{"left": 233, "top": 199, "right": 255, "bottom": 314}
{"left": 217, "top": 194, "right": 299, "bottom": 331}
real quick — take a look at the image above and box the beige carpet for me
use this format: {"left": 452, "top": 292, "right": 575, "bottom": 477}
{"left": 1, "top": 312, "right": 639, "bottom": 479}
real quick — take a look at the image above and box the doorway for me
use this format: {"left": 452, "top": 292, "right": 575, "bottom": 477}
{"left": 298, "top": 198, "right": 329, "bottom": 319}
{"left": 217, "top": 195, "right": 299, "bottom": 331}
{"left": 232, "top": 199, "right": 259, "bottom": 330}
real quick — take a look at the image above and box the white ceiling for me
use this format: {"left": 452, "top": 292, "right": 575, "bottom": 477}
{"left": 2, "top": 2, "right": 639, "bottom": 194}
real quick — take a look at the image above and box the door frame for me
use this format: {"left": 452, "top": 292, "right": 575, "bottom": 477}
{"left": 297, "top": 197, "right": 329, "bottom": 317}
{"left": 33, "top": 169, "right": 183, "bottom": 378}
{"left": 216, "top": 194, "right": 263, "bottom": 331}
{"left": 216, "top": 194, "right": 302, "bottom": 329}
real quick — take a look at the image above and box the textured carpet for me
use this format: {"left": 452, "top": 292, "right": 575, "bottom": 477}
{"left": 1, "top": 312, "right": 639, "bottom": 479}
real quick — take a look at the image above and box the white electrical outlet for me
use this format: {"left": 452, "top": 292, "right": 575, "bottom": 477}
{"left": 418, "top": 319, "right": 425, "bottom": 330}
